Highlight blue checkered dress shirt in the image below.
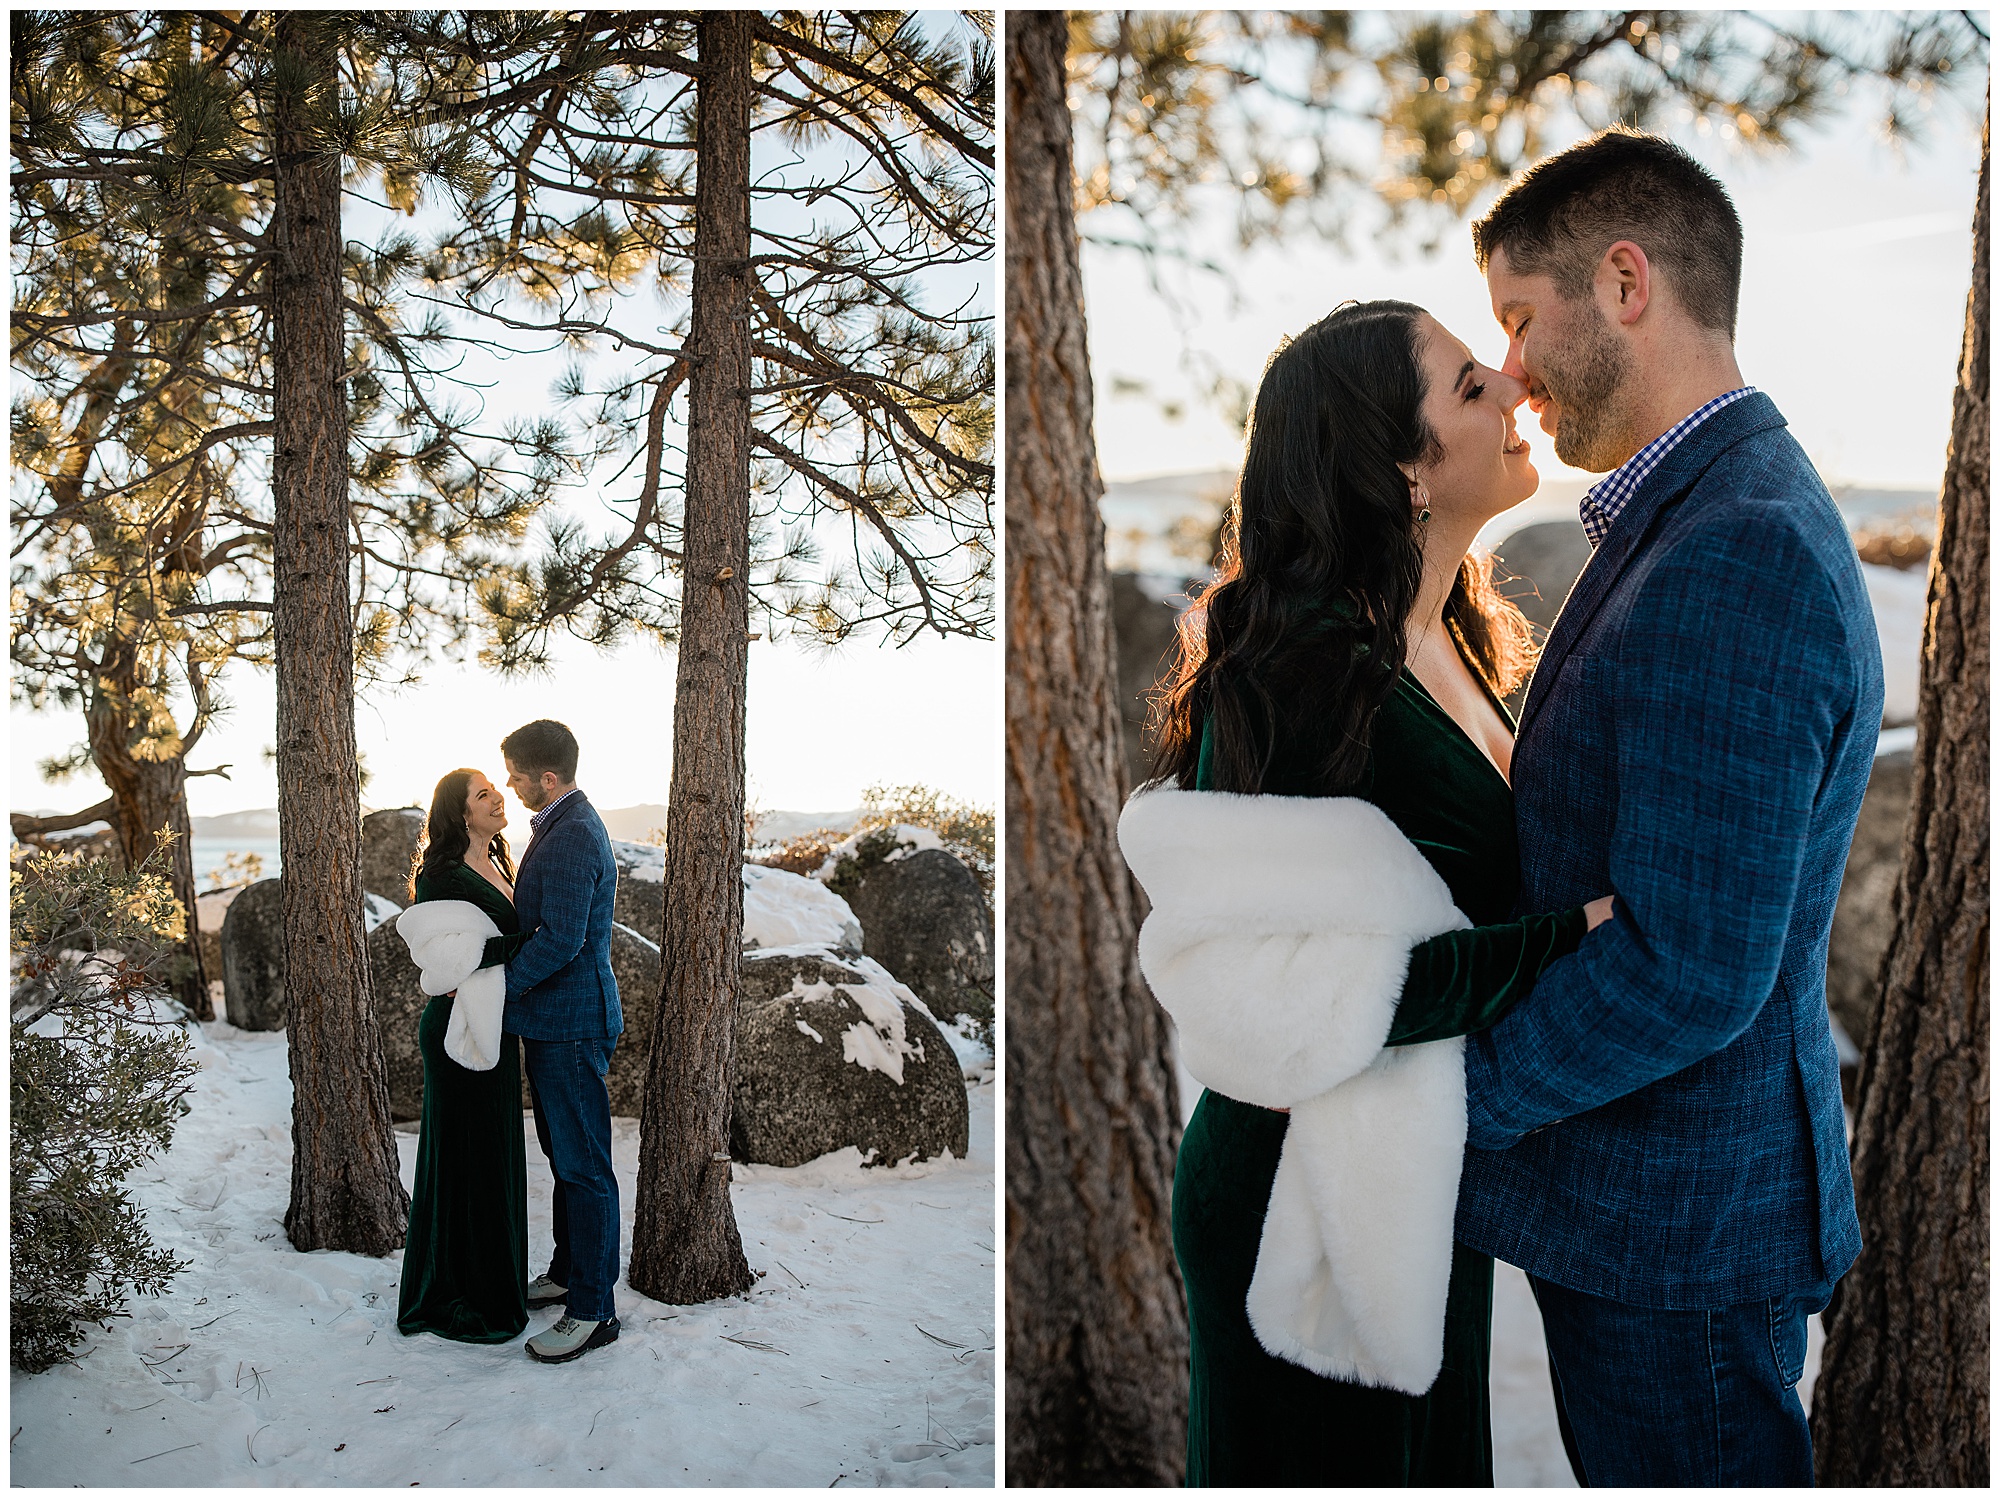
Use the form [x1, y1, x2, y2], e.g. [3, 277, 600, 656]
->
[528, 785, 579, 833]
[1578, 386, 1759, 547]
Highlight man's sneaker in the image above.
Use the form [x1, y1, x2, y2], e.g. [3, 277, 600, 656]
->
[526, 1314, 619, 1364]
[526, 1273, 567, 1309]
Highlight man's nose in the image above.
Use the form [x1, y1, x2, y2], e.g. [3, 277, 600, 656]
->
[1499, 336, 1529, 385]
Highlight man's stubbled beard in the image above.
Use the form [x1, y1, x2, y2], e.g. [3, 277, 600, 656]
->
[1542, 299, 1636, 472]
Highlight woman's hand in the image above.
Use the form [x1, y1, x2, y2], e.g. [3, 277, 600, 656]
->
[1584, 896, 1616, 931]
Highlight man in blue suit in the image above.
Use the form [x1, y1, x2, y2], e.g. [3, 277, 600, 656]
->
[498, 719, 624, 1364]
[1460, 129, 1883, 1483]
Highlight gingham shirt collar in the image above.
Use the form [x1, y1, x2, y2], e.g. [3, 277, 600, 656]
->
[529, 785, 579, 831]
[1578, 386, 1758, 548]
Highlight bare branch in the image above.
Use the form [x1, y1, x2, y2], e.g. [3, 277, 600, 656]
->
[165, 600, 274, 617]
[11, 800, 118, 839]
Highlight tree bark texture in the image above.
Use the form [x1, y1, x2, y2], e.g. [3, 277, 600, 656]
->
[84, 674, 210, 1019]
[271, 14, 408, 1257]
[627, 8, 756, 1307]
[1003, 12, 1189, 1486]
[1812, 100, 1989, 1485]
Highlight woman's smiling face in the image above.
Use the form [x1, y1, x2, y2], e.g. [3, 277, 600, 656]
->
[464, 771, 509, 843]
[1407, 313, 1540, 528]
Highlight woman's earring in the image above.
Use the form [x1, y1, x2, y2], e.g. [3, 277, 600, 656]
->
[1414, 483, 1432, 525]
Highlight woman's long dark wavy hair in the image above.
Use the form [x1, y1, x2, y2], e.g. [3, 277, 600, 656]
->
[410, 769, 516, 899]
[1151, 300, 1538, 795]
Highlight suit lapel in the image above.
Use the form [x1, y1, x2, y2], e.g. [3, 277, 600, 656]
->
[1515, 393, 1789, 738]
[515, 790, 587, 879]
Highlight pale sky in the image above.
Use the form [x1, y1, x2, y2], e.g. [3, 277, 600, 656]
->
[12, 41, 998, 823]
[9, 41, 1975, 823]
[1085, 85, 1987, 495]
[12, 624, 998, 821]
[10, 574, 999, 836]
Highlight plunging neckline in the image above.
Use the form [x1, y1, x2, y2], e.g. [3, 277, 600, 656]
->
[465, 859, 516, 908]
[1398, 666, 1516, 793]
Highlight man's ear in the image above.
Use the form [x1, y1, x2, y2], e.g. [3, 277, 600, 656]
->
[1597, 240, 1650, 327]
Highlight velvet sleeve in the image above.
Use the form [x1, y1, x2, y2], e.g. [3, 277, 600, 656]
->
[1385, 907, 1589, 1047]
[479, 933, 525, 971]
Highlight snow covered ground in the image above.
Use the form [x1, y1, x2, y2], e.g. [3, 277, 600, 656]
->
[11, 1018, 995, 1487]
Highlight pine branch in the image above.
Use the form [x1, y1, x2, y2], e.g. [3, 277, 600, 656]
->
[753, 16, 993, 168]
[748, 334, 992, 482]
[40, 421, 273, 519]
[753, 74, 985, 245]
[12, 294, 267, 349]
[748, 427, 950, 636]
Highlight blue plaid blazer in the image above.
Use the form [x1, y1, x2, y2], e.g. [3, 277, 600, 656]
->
[502, 790, 624, 1042]
[1456, 392, 1882, 1308]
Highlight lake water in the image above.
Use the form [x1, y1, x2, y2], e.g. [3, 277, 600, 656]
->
[190, 836, 282, 886]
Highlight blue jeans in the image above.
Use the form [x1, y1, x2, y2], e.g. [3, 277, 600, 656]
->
[1530, 1273, 1834, 1486]
[522, 1036, 620, 1323]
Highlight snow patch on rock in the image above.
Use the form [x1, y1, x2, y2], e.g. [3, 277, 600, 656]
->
[815, 823, 944, 880]
[612, 920, 659, 953]
[935, 1015, 994, 1079]
[785, 966, 927, 1087]
[608, 838, 666, 884]
[607, 845, 862, 950]
[742, 864, 861, 950]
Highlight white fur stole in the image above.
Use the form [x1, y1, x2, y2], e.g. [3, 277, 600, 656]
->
[395, 899, 507, 1072]
[1118, 786, 1472, 1395]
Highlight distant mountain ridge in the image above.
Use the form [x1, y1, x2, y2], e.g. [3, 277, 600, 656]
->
[176, 803, 860, 843]
[190, 808, 280, 838]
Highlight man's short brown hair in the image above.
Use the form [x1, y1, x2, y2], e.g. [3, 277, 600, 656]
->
[1472, 127, 1743, 337]
[501, 719, 579, 783]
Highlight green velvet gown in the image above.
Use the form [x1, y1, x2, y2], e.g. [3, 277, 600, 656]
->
[396, 862, 531, 1343]
[1174, 651, 1588, 1487]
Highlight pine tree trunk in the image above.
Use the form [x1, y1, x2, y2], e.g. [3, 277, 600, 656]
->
[1003, 12, 1189, 1485]
[270, 13, 408, 1257]
[627, 8, 755, 1307]
[1811, 99, 1989, 1485]
[83, 660, 210, 1019]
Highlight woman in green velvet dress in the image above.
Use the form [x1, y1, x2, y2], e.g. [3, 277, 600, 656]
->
[396, 768, 531, 1343]
[1149, 301, 1614, 1485]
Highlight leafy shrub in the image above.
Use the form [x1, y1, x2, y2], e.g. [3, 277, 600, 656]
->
[11, 841, 196, 1373]
[749, 830, 839, 879]
[854, 783, 994, 897]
